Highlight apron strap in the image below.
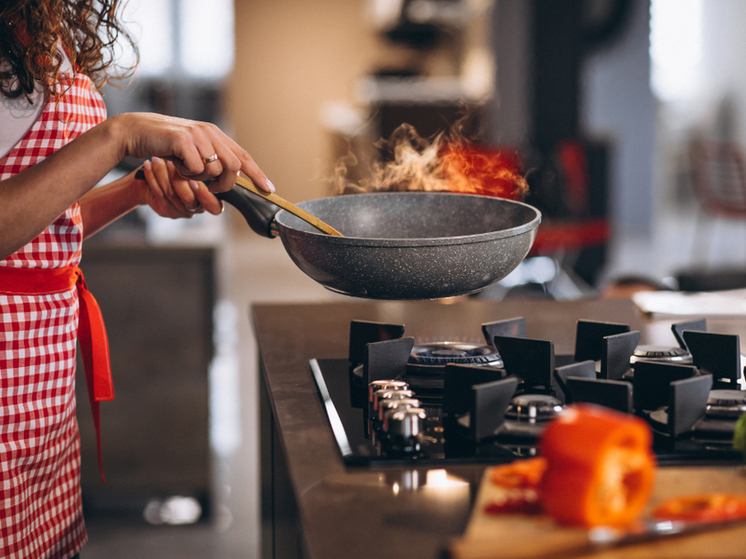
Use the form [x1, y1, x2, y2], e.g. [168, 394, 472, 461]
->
[0, 265, 113, 482]
[75, 269, 114, 483]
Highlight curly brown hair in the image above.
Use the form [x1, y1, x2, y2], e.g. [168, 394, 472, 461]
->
[0, 0, 138, 99]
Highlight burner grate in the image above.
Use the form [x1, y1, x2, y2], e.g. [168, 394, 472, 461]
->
[319, 316, 746, 467]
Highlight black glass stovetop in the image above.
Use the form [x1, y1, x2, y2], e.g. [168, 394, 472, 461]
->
[310, 358, 744, 468]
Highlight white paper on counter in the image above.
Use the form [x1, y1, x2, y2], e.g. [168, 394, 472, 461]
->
[632, 288, 746, 316]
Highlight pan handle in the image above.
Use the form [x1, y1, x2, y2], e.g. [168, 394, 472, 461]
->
[215, 186, 279, 239]
[134, 168, 280, 238]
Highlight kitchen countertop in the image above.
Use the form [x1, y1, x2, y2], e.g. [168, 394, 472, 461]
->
[252, 297, 746, 559]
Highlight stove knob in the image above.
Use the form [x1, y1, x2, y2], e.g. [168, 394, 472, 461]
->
[371, 388, 415, 417]
[377, 398, 421, 423]
[368, 380, 409, 404]
[383, 407, 427, 439]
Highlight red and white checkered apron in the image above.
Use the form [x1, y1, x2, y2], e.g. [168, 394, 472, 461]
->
[0, 73, 108, 558]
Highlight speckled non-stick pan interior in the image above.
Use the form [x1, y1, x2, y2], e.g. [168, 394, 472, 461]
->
[273, 191, 540, 300]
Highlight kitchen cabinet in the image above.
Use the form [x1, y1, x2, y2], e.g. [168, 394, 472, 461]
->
[76, 245, 215, 517]
[254, 297, 746, 559]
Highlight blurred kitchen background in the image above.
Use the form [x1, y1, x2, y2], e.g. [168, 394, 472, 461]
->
[76, 0, 746, 557]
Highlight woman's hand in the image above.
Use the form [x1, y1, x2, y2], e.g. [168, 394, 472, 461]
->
[113, 113, 275, 195]
[137, 157, 224, 218]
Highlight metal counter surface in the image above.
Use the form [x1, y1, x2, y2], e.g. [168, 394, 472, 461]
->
[251, 297, 742, 559]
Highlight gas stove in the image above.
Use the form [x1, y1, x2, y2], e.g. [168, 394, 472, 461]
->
[310, 316, 746, 466]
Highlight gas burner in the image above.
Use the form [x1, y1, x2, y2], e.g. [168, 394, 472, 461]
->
[630, 344, 693, 365]
[350, 342, 503, 385]
[687, 387, 746, 446]
[505, 394, 563, 423]
[491, 394, 563, 443]
[402, 343, 504, 405]
[408, 342, 503, 374]
[705, 389, 746, 419]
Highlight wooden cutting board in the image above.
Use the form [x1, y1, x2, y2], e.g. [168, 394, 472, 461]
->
[449, 465, 746, 559]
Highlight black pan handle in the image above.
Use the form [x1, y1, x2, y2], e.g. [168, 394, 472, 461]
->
[134, 167, 280, 238]
[215, 186, 279, 238]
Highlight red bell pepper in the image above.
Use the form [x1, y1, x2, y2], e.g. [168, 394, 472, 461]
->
[484, 493, 544, 516]
[652, 493, 746, 523]
[489, 456, 547, 490]
[538, 404, 656, 528]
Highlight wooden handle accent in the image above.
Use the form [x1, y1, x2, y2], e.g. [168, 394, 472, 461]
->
[235, 176, 343, 237]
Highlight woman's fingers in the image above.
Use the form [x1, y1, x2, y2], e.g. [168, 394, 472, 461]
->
[237, 147, 275, 194]
[163, 160, 221, 216]
[165, 160, 202, 213]
[123, 114, 275, 196]
[142, 158, 199, 219]
[170, 122, 274, 195]
[152, 158, 185, 212]
[141, 159, 172, 215]
[192, 181, 224, 215]
[203, 138, 239, 194]
[158, 158, 199, 217]
[205, 137, 274, 194]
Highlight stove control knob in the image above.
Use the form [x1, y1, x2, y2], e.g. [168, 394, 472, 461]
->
[368, 380, 409, 404]
[383, 407, 427, 439]
[378, 398, 421, 422]
[371, 388, 415, 416]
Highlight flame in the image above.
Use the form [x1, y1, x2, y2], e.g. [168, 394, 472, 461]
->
[333, 123, 528, 200]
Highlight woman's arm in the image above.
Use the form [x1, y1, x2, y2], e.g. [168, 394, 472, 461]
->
[77, 171, 144, 239]
[0, 112, 272, 258]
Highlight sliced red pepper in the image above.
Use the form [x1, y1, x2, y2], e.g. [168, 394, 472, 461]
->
[484, 492, 543, 515]
[651, 493, 746, 523]
[489, 457, 547, 490]
[538, 404, 656, 528]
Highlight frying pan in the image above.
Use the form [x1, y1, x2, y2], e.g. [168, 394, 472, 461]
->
[216, 185, 541, 300]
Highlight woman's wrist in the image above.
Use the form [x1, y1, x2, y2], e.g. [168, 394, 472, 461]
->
[99, 114, 149, 207]
[104, 113, 134, 162]
[78, 171, 149, 239]
[129, 166, 150, 207]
